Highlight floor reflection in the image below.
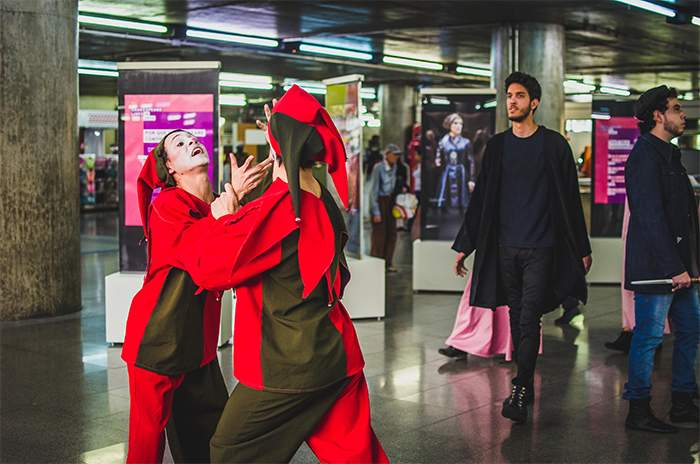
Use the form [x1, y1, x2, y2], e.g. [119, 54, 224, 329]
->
[0, 212, 697, 463]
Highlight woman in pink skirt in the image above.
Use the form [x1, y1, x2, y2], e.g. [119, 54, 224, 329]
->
[606, 200, 670, 352]
[438, 273, 541, 361]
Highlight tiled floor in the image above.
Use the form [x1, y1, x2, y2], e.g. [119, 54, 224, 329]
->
[1, 212, 698, 463]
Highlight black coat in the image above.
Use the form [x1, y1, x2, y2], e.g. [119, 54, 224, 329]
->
[624, 133, 700, 293]
[452, 127, 592, 312]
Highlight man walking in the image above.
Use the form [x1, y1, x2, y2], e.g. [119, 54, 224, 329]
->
[623, 85, 699, 433]
[452, 71, 592, 424]
[369, 143, 408, 272]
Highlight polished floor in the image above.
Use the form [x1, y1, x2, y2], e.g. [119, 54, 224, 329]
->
[1, 211, 698, 463]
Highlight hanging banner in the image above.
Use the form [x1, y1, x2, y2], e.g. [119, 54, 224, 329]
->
[324, 75, 363, 258]
[593, 117, 639, 205]
[590, 99, 637, 237]
[118, 62, 220, 271]
[420, 91, 496, 241]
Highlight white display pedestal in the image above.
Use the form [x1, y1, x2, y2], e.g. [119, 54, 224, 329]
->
[344, 255, 386, 319]
[412, 237, 623, 289]
[413, 240, 470, 292]
[105, 272, 233, 346]
[587, 237, 623, 284]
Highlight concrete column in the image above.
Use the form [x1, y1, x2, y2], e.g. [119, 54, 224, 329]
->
[490, 25, 514, 133]
[517, 23, 566, 134]
[0, 0, 81, 319]
[379, 84, 416, 152]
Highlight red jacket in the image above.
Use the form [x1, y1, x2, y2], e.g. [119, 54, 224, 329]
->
[182, 179, 365, 392]
[121, 187, 228, 375]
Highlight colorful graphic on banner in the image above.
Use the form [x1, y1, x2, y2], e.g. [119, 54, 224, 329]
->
[326, 81, 362, 258]
[593, 117, 640, 205]
[123, 94, 215, 226]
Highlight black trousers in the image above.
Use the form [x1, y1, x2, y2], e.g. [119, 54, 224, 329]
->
[499, 246, 553, 389]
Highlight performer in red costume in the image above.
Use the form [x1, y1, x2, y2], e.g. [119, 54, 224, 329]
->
[177, 85, 387, 463]
[122, 129, 270, 464]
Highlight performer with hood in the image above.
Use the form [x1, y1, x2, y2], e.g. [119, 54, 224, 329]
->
[177, 85, 387, 463]
[122, 129, 270, 463]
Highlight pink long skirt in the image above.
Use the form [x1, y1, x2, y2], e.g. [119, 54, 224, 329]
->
[445, 274, 542, 361]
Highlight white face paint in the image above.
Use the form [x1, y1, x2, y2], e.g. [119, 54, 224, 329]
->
[164, 131, 209, 177]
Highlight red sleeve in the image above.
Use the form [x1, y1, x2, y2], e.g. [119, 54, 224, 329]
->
[179, 204, 285, 292]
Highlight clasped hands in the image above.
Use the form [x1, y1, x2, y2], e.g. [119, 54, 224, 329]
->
[211, 155, 273, 219]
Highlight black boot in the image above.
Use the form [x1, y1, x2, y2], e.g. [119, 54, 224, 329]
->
[502, 384, 528, 424]
[605, 330, 632, 353]
[555, 306, 581, 325]
[438, 346, 468, 359]
[626, 398, 678, 433]
[670, 392, 699, 424]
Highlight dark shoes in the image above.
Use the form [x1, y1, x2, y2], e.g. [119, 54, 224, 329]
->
[554, 306, 581, 325]
[502, 384, 529, 424]
[670, 392, 699, 425]
[626, 398, 677, 433]
[605, 330, 633, 353]
[438, 346, 468, 359]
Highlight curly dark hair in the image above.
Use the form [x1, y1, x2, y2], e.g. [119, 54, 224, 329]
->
[505, 72, 542, 112]
[636, 87, 678, 134]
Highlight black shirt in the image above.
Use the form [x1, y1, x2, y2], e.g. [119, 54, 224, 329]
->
[499, 127, 554, 248]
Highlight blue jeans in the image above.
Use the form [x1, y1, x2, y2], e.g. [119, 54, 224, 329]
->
[623, 286, 700, 400]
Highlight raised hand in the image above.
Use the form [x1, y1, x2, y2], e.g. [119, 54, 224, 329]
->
[230, 154, 273, 198]
[255, 98, 278, 155]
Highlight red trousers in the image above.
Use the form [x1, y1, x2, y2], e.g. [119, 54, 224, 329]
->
[211, 373, 388, 463]
[126, 360, 227, 463]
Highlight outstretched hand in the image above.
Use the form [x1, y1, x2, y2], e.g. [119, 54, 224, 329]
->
[230, 154, 272, 198]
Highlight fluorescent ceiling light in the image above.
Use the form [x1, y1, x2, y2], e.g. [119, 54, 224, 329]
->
[186, 29, 278, 48]
[186, 20, 278, 39]
[601, 82, 630, 90]
[78, 68, 118, 78]
[220, 72, 272, 84]
[220, 94, 247, 106]
[430, 97, 451, 105]
[456, 66, 492, 77]
[78, 14, 168, 33]
[298, 44, 372, 61]
[78, 59, 117, 70]
[570, 94, 594, 103]
[612, 0, 676, 17]
[692, 16, 700, 26]
[564, 80, 596, 94]
[220, 81, 273, 90]
[591, 112, 612, 120]
[483, 100, 497, 109]
[382, 55, 443, 71]
[600, 86, 631, 96]
[284, 86, 325, 95]
[360, 87, 377, 100]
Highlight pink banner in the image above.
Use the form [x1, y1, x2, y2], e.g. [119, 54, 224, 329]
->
[123, 94, 215, 226]
[594, 117, 639, 205]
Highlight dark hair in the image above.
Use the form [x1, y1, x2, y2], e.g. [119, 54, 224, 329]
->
[505, 72, 542, 110]
[637, 87, 678, 133]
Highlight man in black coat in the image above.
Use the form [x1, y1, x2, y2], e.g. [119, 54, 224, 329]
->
[452, 72, 592, 424]
[622, 85, 699, 433]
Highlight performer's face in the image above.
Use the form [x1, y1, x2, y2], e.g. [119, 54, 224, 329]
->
[164, 131, 209, 176]
[450, 119, 463, 136]
[656, 97, 686, 137]
[506, 83, 538, 122]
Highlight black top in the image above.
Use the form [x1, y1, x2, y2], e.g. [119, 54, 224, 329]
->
[499, 127, 554, 248]
[625, 132, 700, 293]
